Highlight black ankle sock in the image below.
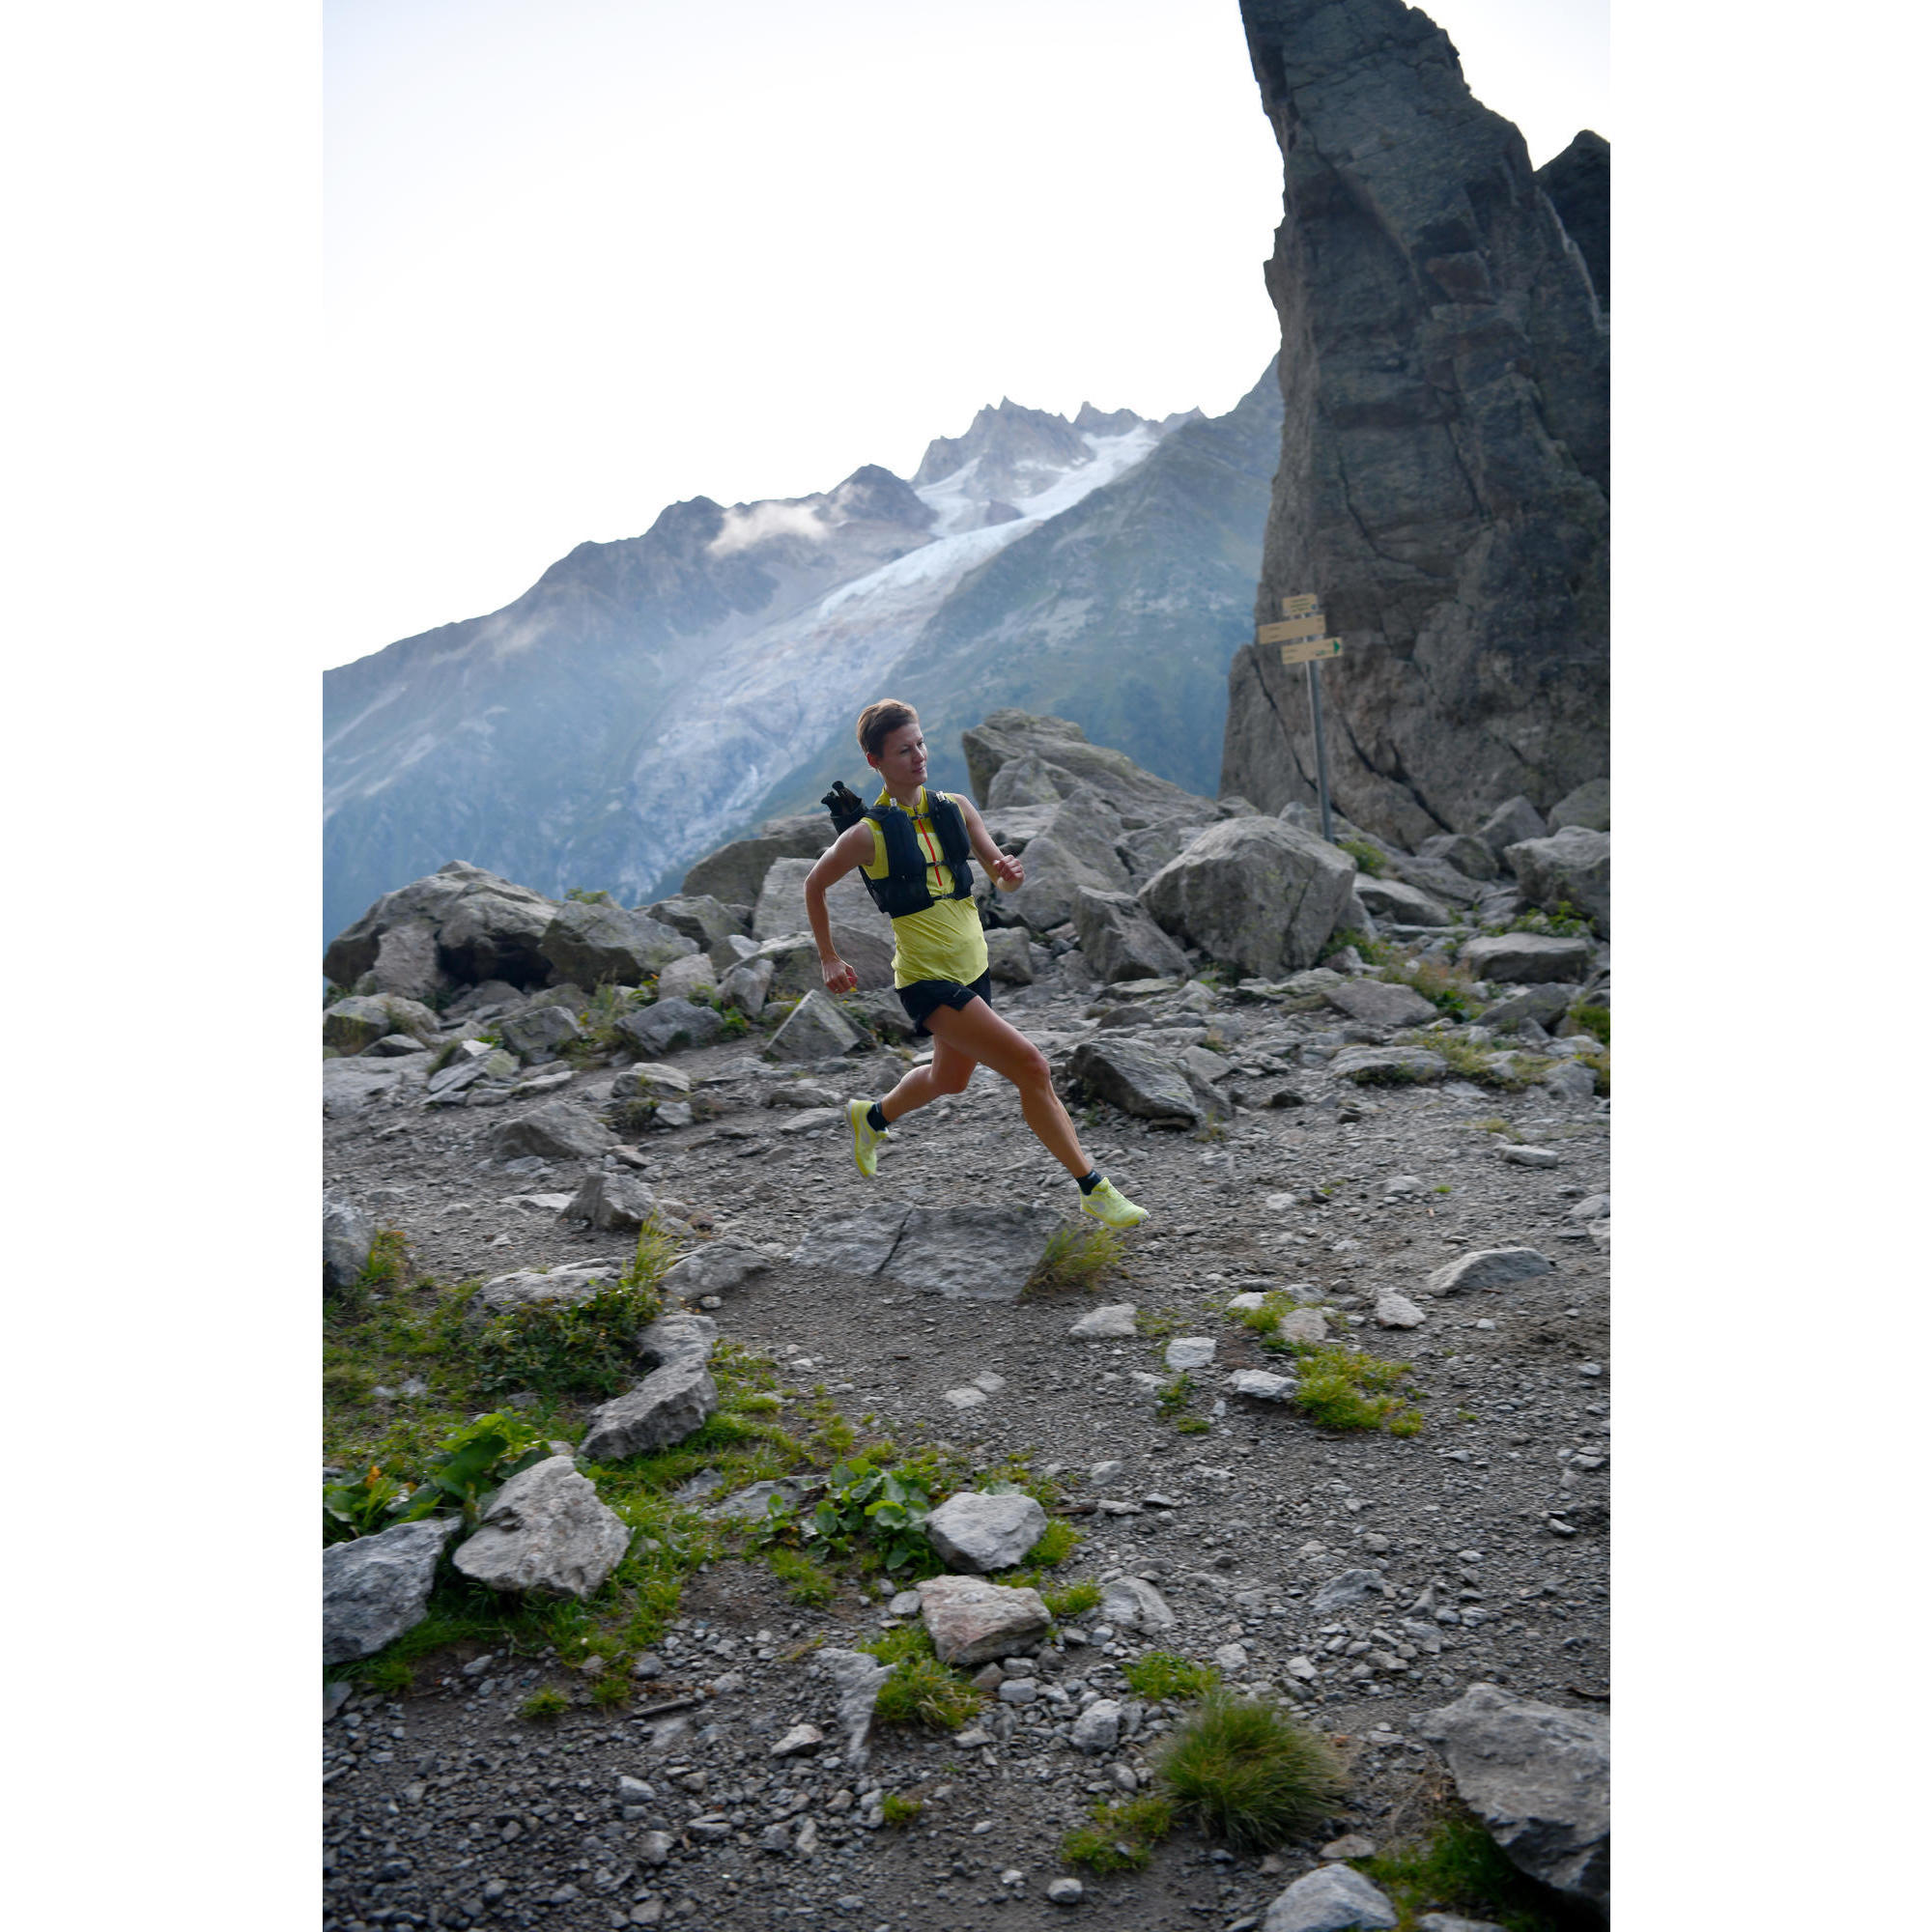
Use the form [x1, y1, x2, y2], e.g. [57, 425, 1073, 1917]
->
[866, 1102, 890, 1134]
[1076, 1169, 1102, 1195]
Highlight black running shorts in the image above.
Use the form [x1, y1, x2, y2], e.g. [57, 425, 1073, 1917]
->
[896, 970, 993, 1039]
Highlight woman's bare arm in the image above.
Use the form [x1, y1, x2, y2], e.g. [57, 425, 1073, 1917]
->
[954, 795, 1024, 891]
[805, 820, 877, 993]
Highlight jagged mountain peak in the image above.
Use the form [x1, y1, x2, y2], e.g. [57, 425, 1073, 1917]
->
[911, 395, 1153, 495]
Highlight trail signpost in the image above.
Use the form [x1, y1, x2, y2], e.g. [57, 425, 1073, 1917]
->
[1256, 593, 1344, 839]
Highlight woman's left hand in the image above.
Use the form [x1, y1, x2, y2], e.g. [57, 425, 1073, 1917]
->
[990, 853, 1024, 890]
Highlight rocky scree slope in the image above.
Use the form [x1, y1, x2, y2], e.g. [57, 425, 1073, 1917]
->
[322, 715, 1609, 1932]
[1224, 0, 1609, 848]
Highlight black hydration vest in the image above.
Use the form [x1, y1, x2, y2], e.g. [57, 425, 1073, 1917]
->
[822, 780, 975, 920]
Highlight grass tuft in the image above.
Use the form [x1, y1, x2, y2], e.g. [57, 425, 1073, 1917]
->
[1061, 1795, 1174, 1873]
[519, 1687, 569, 1721]
[1043, 1580, 1102, 1619]
[871, 1654, 982, 1731]
[763, 1544, 838, 1607]
[1156, 1694, 1349, 1854]
[1026, 1221, 1127, 1293]
[1357, 1809, 1575, 1932]
[1122, 1651, 1220, 1701]
[1272, 1341, 1424, 1435]
[879, 1792, 923, 1828]
[1338, 838, 1388, 878]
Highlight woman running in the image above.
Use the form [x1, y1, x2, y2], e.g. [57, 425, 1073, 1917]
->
[803, 698, 1148, 1229]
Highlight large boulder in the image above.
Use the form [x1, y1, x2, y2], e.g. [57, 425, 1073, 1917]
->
[718, 954, 776, 1017]
[1073, 888, 1190, 984]
[488, 1099, 615, 1162]
[1503, 828, 1610, 936]
[558, 1169, 659, 1232]
[661, 1240, 775, 1298]
[323, 1518, 458, 1663]
[1263, 1864, 1399, 1932]
[468, 1261, 623, 1325]
[1066, 1036, 1230, 1127]
[753, 860, 895, 989]
[1479, 982, 1575, 1034]
[323, 1196, 377, 1291]
[1417, 832, 1498, 882]
[1140, 818, 1355, 977]
[539, 900, 695, 988]
[791, 1202, 1067, 1300]
[960, 711, 1206, 820]
[924, 1492, 1049, 1574]
[1458, 932, 1593, 984]
[1331, 1045, 1448, 1086]
[324, 861, 558, 991]
[355, 917, 449, 1003]
[1002, 786, 1136, 934]
[983, 753, 1067, 807]
[450, 1456, 633, 1600]
[641, 894, 753, 965]
[1420, 1683, 1609, 1913]
[1324, 979, 1438, 1027]
[1352, 875, 1454, 926]
[615, 996, 725, 1058]
[1481, 796, 1548, 859]
[322, 1056, 428, 1118]
[323, 993, 440, 1056]
[1387, 852, 1481, 908]
[578, 1314, 720, 1461]
[1548, 778, 1609, 832]
[681, 816, 834, 908]
[498, 1003, 583, 1064]
[1427, 1247, 1554, 1295]
[654, 952, 719, 1004]
[917, 1574, 1052, 1666]
[982, 926, 1035, 985]
[767, 988, 864, 1062]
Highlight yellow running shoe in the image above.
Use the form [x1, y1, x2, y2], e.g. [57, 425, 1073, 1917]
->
[1079, 1177, 1148, 1229]
[847, 1098, 889, 1179]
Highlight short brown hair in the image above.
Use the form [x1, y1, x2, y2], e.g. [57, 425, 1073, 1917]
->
[856, 699, 920, 762]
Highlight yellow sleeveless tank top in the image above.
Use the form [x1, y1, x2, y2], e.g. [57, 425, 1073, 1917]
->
[862, 785, 990, 989]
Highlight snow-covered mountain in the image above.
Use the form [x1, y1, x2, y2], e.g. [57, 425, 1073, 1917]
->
[323, 388, 1264, 944]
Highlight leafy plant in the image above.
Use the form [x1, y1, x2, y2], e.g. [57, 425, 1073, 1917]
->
[1157, 1695, 1349, 1854]
[879, 1792, 924, 1828]
[588, 1670, 633, 1708]
[405, 1411, 554, 1527]
[608, 1096, 661, 1134]
[1339, 838, 1388, 878]
[520, 1687, 569, 1721]
[762, 1545, 837, 1607]
[470, 1276, 665, 1404]
[564, 887, 613, 905]
[1156, 1374, 1195, 1419]
[1357, 1809, 1573, 1932]
[1177, 1416, 1211, 1435]
[1123, 1651, 1220, 1700]
[1568, 1003, 1609, 1046]
[1061, 1794, 1174, 1873]
[324, 1462, 412, 1544]
[1043, 1580, 1101, 1618]
[1025, 1221, 1126, 1293]
[1490, 900, 1591, 939]
[1577, 1047, 1609, 1095]
[1272, 1341, 1423, 1436]
[802, 1457, 934, 1574]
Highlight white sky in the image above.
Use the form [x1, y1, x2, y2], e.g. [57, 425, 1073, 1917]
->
[324, 0, 1609, 668]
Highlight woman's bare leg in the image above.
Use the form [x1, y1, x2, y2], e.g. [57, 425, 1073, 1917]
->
[920, 997, 1089, 1176]
[876, 1032, 976, 1122]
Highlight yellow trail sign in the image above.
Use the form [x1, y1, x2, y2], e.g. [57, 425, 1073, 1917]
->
[1279, 636, 1344, 666]
[1282, 593, 1321, 616]
[1258, 612, 1327, 645]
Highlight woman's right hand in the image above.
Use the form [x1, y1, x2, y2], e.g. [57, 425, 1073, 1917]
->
[822, 955, 858, 996]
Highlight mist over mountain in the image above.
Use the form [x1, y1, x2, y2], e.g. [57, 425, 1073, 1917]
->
[324, 383, 1270, 943]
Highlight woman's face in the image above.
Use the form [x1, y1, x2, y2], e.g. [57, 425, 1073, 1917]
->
[870, 720, 927, 792]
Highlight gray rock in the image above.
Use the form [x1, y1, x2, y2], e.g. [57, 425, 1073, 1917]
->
[1542, 1061, 1598, 1104]
[323, 993, 440, 1056]
[1066, 1035, 1229, 1127]
[1164, 1337, 1216, 1371]
[919, 1575, 1052, 1666]
[985, 752, 1068, 808]
[1224, 1368, 1297, 1402]
[983, 925, 1036, 984]
[654, 952, 719, 1004]
[322, 1519, 457, 1664]
[886, 1205, 1071, 1301]
[451, 1455, 633, 1599]
[1387, 853, 1482, 908]
[355, 915, 449, 1004]
[577, 1314, 720, 1462]
[1139, 817, 1355, 978]
[1311, 1570, 1389, 1617]
[717, 954, 776, 1017]
[792, 1202, 914, 1275]
[704, 1476, 820, 1524]
[322, 1055, 428, 1117]
[1498, 1145, 1561, 1169]
[617, 997, 726, 1058]
[1547, 778, 1609, 832]
[1417, 833, 1498, 882]
[1479, 982, 1575, 1034]
[1324, 979, 1439, 1027]
[558, 1169, 659, 1232]
[641, 894, 753, 965]
[815, 1647, 895, 1769]
[681, 818, 834, 909]
[1263, 1863, 1400, 1932]
[1072, 888, 1190, 985]
[468, 1261, 622, 1325]
[611, 1061, 694, 1100]
[1480, 797, 1548, 859]
[365, 1032, 429, 1057]
[767, 988, 865, 1062]
[325, 862, 558, 991]
[1568, 1193, 1610, 1222]
[753, 858, 895, 989]
[662, 1241, 774, 1296]
[962, 711, 1208, 824]
[1352, 876, 1454, 927]
[1457, 932, 1592, 985]
[1420, 1683, 1609, 1912]
[1417, 1918, 1507, 1932]
[1331, 1045, 1448, 1086]
[770, 1722, 825, 1759]
[539, 900, 696, 988]
[1503, 828, 1610, 936]
[499, 1003, 583, 1064]
[1097, 1577, 1175, 1632]
[323, 1195, 377, 1291]
[1069, 1304, 1137, 1340]
[1427, 1247, 1555, 1295]
[1070, 1698, 1122, 1754]
[1046, 1877, 1085, 1907]
[489, 1099, 615, 1162]
[1275, 1308, 1328, 1345]
[926, 1492, 1049, 1574]
[1374, 1293, 1427, 1329]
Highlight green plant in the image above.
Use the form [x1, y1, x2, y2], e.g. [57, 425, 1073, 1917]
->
[718, 1007, 750, 1037]
[1357, 1809, 1571, 1932]
[564, 887, 613, 904]
[879, 1792, 924, 1828]
[1177, 1416, 1211, 1435]
[588, 1670, 633, 1708]
[803, 1457, 934, 1574]
[1156, 1374, 1194, 1418]
[1380, 955, 1483, 1021]
[763, 1544, 837, 1607]
[360, 1228, 410, 1293]
[1029, 1519, 1080, 1568]
[402, 1410, 554, 1527]
[471, 1277, 666, 1403]
[323, 1460, 411, 1544]
[1471, 1117, 1520, 1141]
[1492, 900, 1591, 940]
[1193, 1120, 1228, 1143]
[1025, 1221, 1126, 1293]
[873, 1652, 982, 1730]
[1577, 1047, 1610, 1095]
[520, 1687, 569, 1721]
[348, 1652, 415, 1696]
[608, 1095, 660, 1134]
[1276, 1342, 1424, 1436]
[1061, 1794, 1175, 1873]
[1339, 838, 1388, 878]
[1043, 1580, 1102, 1618]
[1568, 1003, 1609, 1047]
[1157, 1695, 1349, 1854]
[1231, 1291, 1293, 1337]
[1123, 1651, 1220, 1700]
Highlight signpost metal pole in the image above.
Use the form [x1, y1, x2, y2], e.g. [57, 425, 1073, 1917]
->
[1257, 593, 1343, 842]
[1306, 658, 1333, 842]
